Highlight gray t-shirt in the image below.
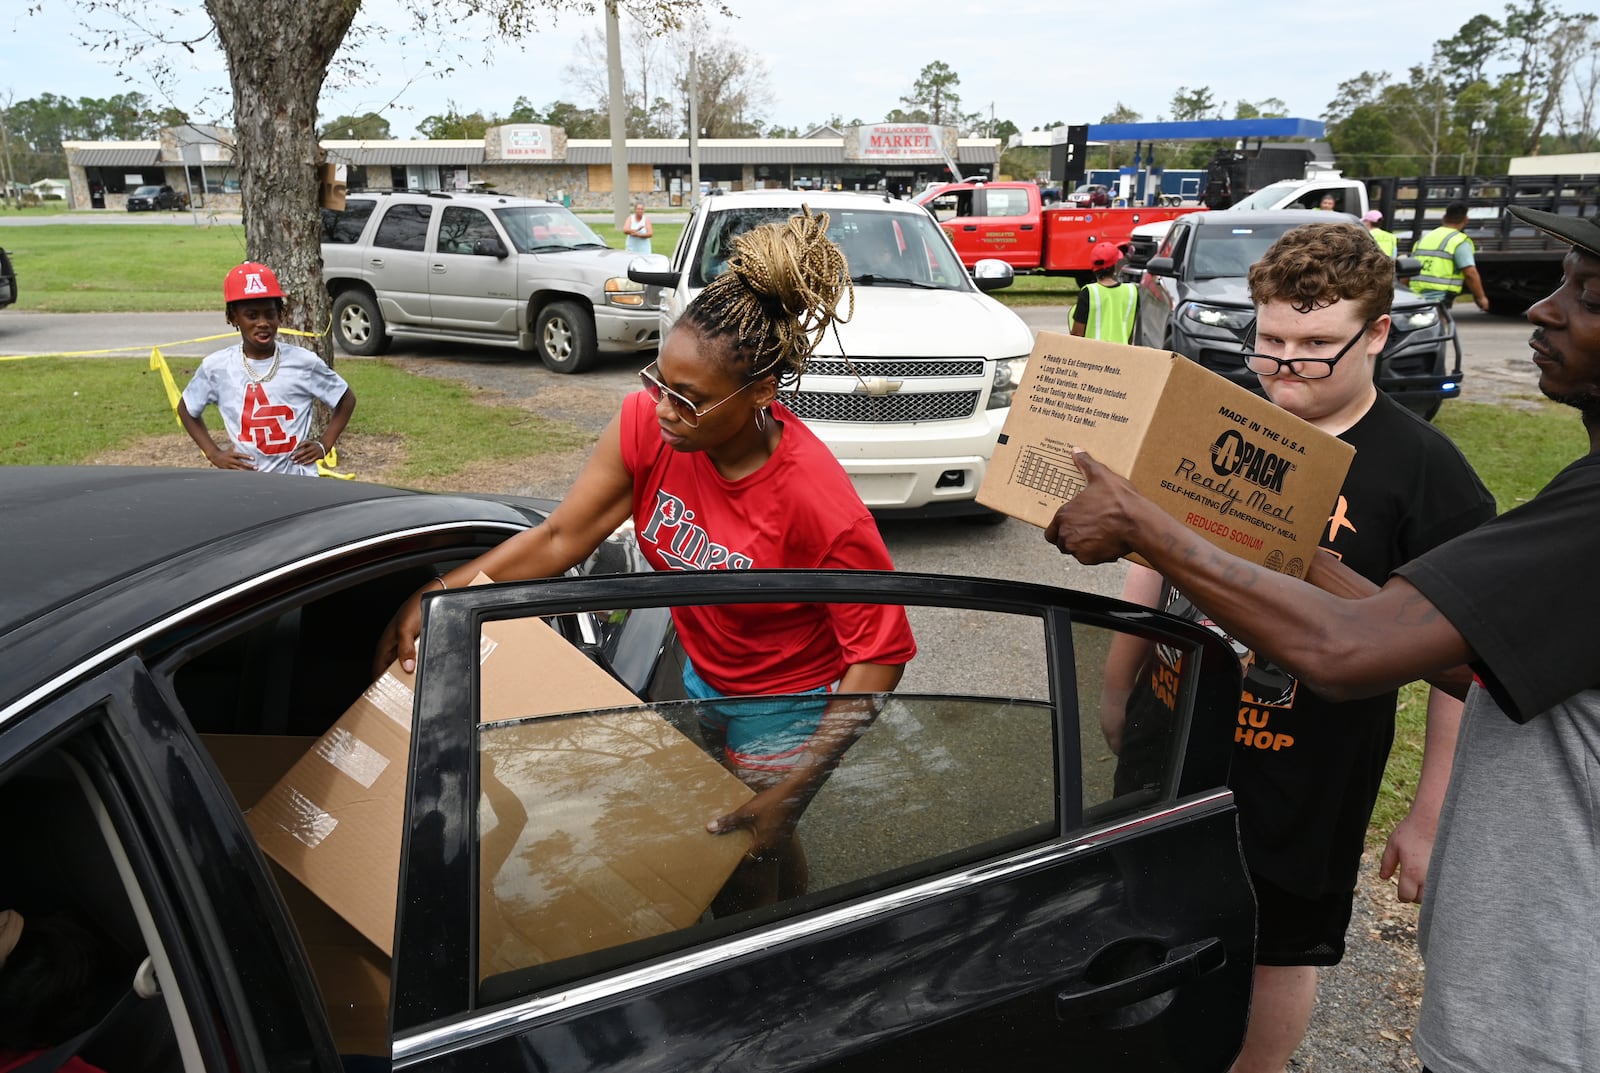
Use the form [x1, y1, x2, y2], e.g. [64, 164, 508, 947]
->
[181, 342, 349, 476]
[1396, 454, 1600, 1072]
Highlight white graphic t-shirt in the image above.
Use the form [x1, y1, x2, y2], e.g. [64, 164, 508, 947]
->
[181, 342, 350, 475]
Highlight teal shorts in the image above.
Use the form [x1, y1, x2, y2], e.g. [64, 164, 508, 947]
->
[683, 661, 830, 778]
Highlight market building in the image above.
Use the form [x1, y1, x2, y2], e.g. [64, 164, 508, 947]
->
[62, 123, 999, 212]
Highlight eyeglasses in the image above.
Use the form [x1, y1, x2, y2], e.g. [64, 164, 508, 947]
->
[1242, 320, 1374, 380]
[638, 361, 756, 428]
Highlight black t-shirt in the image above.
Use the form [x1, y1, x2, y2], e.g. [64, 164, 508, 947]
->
[1398, 453, 1600, 722]
[1118, 393, 1497, 897]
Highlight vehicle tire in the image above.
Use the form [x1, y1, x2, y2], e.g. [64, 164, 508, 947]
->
[332, 290, 391, 356]
[535, 300, 598, 374]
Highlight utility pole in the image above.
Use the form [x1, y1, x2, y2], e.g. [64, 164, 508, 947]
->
[0, 95, 17, 211]
[604, 0, 630, 229]
[688, 38, 701, 209]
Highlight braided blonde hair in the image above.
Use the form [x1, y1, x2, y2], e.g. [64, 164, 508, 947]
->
[681, 207, 854, 386]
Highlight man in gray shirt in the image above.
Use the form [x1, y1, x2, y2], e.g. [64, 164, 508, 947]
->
[1044, 205, 1600, 1073]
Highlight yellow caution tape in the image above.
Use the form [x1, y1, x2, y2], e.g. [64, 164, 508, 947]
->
[317, 446, 356, 480]
[148, 347, 186, 429]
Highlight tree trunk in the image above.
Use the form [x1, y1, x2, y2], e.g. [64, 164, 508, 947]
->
[205, 0, 359, 369]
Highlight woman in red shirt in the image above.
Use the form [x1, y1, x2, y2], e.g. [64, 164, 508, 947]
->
[379, 209, 916, 908]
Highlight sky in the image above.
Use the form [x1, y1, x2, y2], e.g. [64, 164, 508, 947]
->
[1, 0, 1512, 142]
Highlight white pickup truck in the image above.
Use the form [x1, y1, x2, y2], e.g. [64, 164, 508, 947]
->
[1123, 176, 1368, 274]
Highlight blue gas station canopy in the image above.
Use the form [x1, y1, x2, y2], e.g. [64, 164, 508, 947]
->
[1085, 118, 1326, 142]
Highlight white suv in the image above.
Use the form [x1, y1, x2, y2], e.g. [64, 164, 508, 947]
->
[630, 190, 1035, 518]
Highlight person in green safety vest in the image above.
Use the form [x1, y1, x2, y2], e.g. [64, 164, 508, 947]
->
[1408, 201, 1491, 312]
[1362, 210, 1398, 257]
[1071, 241, 1138, 343]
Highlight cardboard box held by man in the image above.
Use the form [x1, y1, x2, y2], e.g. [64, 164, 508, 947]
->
[979, 333, 1354, 577]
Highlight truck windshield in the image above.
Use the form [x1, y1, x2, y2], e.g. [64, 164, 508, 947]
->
[1191, 224, 1301, 279]
[691, 207, 971, 291]
[493, 206, 609, 253]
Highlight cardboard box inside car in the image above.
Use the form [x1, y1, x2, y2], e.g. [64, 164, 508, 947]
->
[233, 581, 754, 1017]
[978, 332, 1355, 577]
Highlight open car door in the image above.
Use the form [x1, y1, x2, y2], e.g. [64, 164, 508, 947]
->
[391, 570, 1253, 1072]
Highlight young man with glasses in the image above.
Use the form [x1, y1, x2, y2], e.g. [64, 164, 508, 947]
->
[1098, 221, 1494, 1073]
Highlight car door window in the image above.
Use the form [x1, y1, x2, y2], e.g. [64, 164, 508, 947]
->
[393, 571, 1249, 1069]
[372, 203, 433, 252]
[323, 199, 376, 244]
[435, 206, 500, 256]
[981, 188, 1030, 217]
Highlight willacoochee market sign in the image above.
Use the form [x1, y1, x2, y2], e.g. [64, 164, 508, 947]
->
[844, 124, 963, 162]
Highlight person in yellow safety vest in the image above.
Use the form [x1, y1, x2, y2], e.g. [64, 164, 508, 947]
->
[1362, 210, 1398, 257]
[1408, 201, 1491, 312]
[1072, 241, 1138, 343]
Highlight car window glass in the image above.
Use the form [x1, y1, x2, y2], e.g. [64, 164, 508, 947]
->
[0, 738, 189, 1072]
[373, 203, 433, 252]
[924, 189, 973, 222]
[492, 206, 606, 253]
[322, 199, 376, 244]
[669, 206, 701, 272]
[983, 189, 1030, 217]
[696, 208, 967, 291]
[436, 207, 500, 255]
[470, 602, 1186, 1006]
[1192, 224, 1298, 279]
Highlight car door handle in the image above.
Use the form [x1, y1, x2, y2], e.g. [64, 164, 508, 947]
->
[962, 225, 977, 231]
[431, 263, 447, 273]
[368, 258, 385, 268]
[1020, 224, 1035, 231]
[1054, 937, 1225, 1019]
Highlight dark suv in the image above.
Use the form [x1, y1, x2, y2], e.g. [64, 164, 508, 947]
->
[126, 185, 180, 211]
[1133, 210, 1462, 420]
[0, 246, 15, 309]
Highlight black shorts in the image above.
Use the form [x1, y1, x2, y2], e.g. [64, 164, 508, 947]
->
[1252, 871, 1355, 967]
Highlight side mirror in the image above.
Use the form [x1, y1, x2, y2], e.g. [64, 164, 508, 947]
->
[972, 258, 1015, 292]
[474, 237, 509, 259]
[627, 253, 679, 289]
[1394, 256, 1423, 278]
[1144, 256, 1176, 277]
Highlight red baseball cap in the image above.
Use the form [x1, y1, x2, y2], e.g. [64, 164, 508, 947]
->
[224, 261, 285, 303]
[1090, 241, 1122, 269]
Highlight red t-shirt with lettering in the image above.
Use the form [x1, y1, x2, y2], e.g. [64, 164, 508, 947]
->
[620, 391, 916, 695]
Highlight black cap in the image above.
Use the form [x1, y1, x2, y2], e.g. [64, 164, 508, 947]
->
[1508, 205, 1600, 261]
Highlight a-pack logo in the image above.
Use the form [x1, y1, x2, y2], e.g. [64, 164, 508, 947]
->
[1209, 429, 1291, 494]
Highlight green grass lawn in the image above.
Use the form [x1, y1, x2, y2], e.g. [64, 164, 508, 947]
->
[0, 355, 588, 483]
[993, 273, 1081, 307]
[2, 221, 686, 314]
[4, 224, 251, 312]
[1367, 398, 1589, 844]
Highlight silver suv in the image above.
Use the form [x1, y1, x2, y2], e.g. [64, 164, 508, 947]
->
[320, 191, 660, 373]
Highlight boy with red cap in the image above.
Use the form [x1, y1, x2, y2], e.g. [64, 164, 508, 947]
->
[1070, 241, 1137, 343]
[179, 262, 356, 476]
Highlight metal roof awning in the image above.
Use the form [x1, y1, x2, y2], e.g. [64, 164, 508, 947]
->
[72, 149, 160, 168]
[565, 146, 691, 165]
[325, 146, 486, 166]
[956, 145, 999, 164]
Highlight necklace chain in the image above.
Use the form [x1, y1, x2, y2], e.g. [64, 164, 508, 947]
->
[241, 343, 281, 384]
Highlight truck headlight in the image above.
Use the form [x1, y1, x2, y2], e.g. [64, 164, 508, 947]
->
[605, 276, 647, 307]
[1179, 302, 1253, 330]
[1391, 307, 1440, 331]
[987, 355, 1030, 410]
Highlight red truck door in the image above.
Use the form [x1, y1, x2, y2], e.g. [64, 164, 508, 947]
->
[922, 183, 1043, 269]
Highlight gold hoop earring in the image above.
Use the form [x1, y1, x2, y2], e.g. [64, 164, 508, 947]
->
[755, 406, 769, 431]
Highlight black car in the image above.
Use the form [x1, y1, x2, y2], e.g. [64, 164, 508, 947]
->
[0, 467, 1254, 1072]
[126, 184, 180, 211]
[0, 246, 15, 309]
[1133, 210, 1463, 419]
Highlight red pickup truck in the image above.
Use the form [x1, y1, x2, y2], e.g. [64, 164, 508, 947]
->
[915, 180, 1204, 281]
